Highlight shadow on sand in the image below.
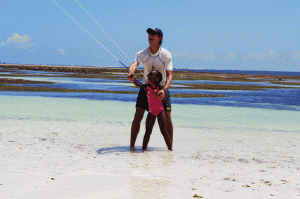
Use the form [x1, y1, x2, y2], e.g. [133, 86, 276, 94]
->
[96, 146, 166, 154]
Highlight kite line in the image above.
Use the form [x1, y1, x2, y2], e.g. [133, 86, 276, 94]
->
[52, 0, 143, 75]
[75, 0, 131, 63]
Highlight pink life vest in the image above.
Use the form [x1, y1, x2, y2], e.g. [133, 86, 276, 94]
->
[147, 83, 164, 117]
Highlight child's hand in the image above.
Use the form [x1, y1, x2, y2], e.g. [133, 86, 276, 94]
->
[157, 89, 165, 100]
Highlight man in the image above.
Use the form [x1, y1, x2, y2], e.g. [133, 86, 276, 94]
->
[127, 28, 173, 149]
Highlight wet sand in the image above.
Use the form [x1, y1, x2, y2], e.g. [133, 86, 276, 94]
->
[1, 96, 300, 198]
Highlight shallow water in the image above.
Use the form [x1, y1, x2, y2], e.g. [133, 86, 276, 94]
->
[1, 95, 299, 161]
[1, 95, 300, 198]
[1, 95, 299, 132]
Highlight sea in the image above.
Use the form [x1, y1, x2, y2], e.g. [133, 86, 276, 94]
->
[1, 68, 300, 111]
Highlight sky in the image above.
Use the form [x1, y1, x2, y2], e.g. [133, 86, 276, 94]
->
[1, 0, 299, 71]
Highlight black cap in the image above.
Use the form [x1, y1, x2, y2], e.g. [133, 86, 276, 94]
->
[147, 28, 163, 38]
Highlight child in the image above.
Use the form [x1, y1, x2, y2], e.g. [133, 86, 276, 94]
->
[132, 70, 172, 151]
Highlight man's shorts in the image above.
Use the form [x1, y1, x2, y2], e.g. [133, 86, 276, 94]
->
[136, 87, 171, 111]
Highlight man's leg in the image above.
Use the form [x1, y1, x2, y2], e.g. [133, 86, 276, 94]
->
[165, 111, 173, 149]
[162, 89, 173, 148]
[130, 107, 145, 148]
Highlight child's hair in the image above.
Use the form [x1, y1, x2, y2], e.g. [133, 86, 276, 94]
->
[152, 70, 162, 84]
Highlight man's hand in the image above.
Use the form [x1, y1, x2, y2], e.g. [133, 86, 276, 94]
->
[127, 72, 135, 82]
[127, 61, 139, 82]
[157, 89, 166, 100]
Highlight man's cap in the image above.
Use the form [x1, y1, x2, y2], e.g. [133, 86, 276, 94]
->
[147, 28, 163, 38]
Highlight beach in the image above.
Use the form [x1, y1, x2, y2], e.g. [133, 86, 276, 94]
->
[1, 95, 299, 198]
[2, 0, 300, 197]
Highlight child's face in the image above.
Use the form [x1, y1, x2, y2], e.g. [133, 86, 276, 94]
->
[147, 71, 159, 84]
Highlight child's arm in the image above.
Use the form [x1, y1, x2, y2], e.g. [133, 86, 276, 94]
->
[132, 75, 143, 88]
[132, 76, 148, 91]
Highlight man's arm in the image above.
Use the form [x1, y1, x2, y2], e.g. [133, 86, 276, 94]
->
[157, 70, 172, 100]
[163, 70, 173, 90]
[127, 61, 139, 82]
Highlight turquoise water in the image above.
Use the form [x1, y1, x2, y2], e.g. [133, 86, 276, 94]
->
[1, 95, 299, 133]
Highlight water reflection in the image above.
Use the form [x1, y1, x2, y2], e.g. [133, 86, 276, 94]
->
[129, 149, 174, 199]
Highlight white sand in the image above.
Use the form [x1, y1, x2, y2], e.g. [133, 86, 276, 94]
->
[0, 96, 300, 199]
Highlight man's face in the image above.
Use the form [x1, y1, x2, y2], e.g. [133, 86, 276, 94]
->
[148, 33, 161, 45]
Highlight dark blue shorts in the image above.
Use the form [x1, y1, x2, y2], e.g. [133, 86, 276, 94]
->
[136, 87, 171, 111]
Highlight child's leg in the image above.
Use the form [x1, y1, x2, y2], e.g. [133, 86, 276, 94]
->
[157, 111, 172, 150]
[142, 112, 156, 150]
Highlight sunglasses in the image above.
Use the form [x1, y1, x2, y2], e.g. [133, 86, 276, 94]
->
[148, 32, 158, 36]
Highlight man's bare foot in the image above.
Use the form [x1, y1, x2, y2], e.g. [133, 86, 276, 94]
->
[130, 146, 135, 151]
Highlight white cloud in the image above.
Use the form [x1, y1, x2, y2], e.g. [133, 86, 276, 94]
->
[290, 51, 300, 60]
[223, 53, 236, 61]
[56, 48, 66, 56]
[1, 33, 35, 50]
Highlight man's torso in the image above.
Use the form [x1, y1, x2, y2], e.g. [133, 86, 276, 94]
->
[135, 47, 172, 86]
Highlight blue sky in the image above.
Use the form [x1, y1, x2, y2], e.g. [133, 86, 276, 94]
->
[1, 0, 299, 71]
